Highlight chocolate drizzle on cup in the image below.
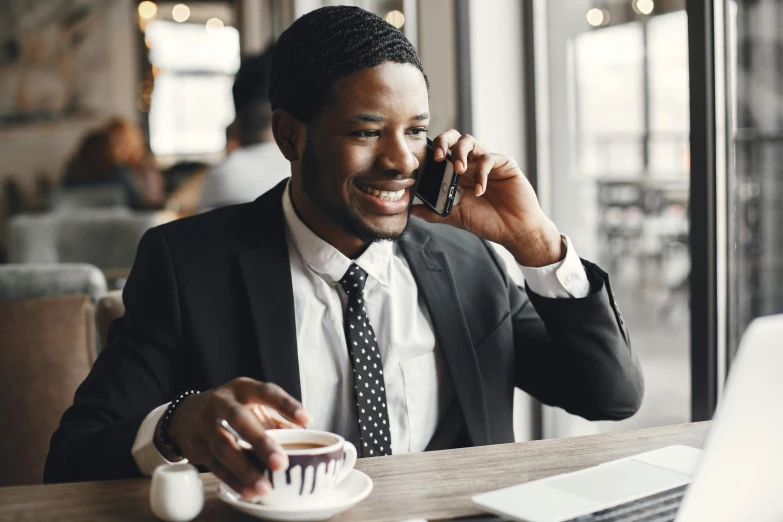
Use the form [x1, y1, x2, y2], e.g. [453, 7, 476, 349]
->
[245, 447, 345, 495]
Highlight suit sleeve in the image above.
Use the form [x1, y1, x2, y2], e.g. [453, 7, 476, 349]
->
[488, 243, 644, 421]
[44, 227, 184, 483]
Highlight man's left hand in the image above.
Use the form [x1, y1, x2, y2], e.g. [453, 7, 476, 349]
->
[410, 130, 564, 267]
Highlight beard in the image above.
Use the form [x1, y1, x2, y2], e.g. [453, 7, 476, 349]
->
[299, 135, 410, 245]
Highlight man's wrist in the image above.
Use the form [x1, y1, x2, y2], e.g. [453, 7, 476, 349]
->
[154, 417, 185, 462]
[505, 219, 565, 268]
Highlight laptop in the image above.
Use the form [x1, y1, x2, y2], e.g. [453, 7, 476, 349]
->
[472, 314, 783, 522]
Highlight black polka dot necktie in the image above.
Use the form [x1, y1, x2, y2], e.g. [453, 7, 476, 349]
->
[339, 264, 392, 458]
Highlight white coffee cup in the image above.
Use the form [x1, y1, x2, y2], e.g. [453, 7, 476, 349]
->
[150, 463, 204, 521]
[236, 429, 358, 506]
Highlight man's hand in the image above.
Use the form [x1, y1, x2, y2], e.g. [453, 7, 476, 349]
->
[156, 377, 311, 500]
[410, 130, 564, 267]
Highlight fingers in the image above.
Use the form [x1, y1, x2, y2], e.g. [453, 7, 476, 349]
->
[432, 131, 492, 195]
[205, 456, 245, 495]
[206, 451, 268, 500]
[208, 429, 271, 499]
[234, 378, 311, 427]
[431, 129, 462, 161]
[253, 404, 303, 429]
[214, 398, 288, 472]
[449, 134, 480, 175]
[470, 154, 495, 197]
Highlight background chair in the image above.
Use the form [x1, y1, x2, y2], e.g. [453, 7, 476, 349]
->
[0, 264, 107, 486]
[97, 289, 125, 351]
[52, 185, 128, 210]
[6, 209, 166, 288]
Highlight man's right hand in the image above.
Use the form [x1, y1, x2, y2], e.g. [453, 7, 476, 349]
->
[156, 377, 311, 499]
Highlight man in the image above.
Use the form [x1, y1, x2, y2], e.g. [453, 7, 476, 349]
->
[45, 6, 643, 500]
[199, 46, 291, 210]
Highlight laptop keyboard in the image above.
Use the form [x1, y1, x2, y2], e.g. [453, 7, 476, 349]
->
[565, 484, 688, 522]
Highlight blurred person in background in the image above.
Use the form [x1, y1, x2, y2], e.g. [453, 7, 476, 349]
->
[199, 45, 291, 211]
[224, 119, 241, 155]
[63, 131, 116, 186]
[63, 119, 165, 210]
[104, 118, 166, 209]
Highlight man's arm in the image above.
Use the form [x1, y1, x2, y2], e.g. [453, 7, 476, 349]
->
[409, 129, 643, 422]
[44, 227, 183, 483]
[487, 242, 644, 421]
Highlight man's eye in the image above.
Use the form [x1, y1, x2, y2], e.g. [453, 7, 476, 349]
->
[409, 128, 427, 136]
[354, 130, 380, 138]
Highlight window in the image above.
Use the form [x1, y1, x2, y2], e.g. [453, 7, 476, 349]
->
[533, 0, 690, 437]
[726, 0, 783, 358]
[144, 18, 240, 156]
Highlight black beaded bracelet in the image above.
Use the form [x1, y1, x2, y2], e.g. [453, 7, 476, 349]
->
[159, 389, 199, 458]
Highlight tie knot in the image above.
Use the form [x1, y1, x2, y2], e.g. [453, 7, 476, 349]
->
[340, 264, 368, 294]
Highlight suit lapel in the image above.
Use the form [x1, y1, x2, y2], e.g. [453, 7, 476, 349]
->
[236, 181, 301, 402]
[400, 229, 491, 447]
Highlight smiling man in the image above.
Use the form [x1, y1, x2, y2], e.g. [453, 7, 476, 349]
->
[45, 6, 643, 499]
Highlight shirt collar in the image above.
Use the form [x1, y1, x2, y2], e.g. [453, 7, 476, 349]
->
[282, 181, 392, 287]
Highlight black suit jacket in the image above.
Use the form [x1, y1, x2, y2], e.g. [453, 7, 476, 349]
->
[44, 180, 643, 483]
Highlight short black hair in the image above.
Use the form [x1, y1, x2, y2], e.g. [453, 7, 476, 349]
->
[269, 5, 429, 123]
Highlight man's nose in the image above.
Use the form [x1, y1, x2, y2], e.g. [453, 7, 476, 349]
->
[376, 135, 419, 175]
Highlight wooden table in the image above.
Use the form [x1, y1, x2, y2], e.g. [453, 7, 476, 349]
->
[0, 422, 709, 522]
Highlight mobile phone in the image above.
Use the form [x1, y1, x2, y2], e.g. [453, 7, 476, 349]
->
[415, 138, 461, 216]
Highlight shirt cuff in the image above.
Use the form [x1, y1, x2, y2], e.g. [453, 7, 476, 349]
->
[131, 402, 188, 476]
[518, 235, 591, 298]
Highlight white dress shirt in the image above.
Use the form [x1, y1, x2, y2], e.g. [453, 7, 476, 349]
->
[199, 142, 291, 211]
[132, 182, 590, 475]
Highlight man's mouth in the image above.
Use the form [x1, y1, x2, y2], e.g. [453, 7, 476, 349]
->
[356, 184, 407, 202]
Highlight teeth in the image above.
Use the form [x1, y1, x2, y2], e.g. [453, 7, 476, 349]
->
[358, 185, 406, 201]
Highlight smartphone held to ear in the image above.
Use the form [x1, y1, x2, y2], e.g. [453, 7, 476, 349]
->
[415, 138, 461, 217]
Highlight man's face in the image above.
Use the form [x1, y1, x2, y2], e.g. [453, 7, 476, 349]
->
[298, 62, 430, 243]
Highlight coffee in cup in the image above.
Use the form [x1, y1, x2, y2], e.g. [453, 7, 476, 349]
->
[279, 442, 326, 451]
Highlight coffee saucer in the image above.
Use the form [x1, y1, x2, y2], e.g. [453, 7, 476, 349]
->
[218, 469, 373, 521]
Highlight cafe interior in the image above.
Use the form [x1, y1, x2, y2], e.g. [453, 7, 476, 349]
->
[1, 0, 782, 520]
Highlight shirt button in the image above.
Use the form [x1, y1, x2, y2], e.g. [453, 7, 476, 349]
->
[564, 274, 575, 286]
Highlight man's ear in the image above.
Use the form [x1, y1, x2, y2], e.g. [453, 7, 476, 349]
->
[272, 109, 306, 161]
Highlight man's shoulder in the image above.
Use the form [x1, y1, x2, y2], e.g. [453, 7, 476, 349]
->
[405, 217, 489, 256]
[405, 217, 484, 248]
[158, 202, 249, 239]
[163, 179, 286, 241]
[403, 218, 510, 298]
[149, 204, 250, 262]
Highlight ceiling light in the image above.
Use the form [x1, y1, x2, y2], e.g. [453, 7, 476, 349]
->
[385, 10, 405, 29]
[138, 1, 157, 20]
[205, 17, 224, 34]
[172, 4, 190, 23]
[633, 0, 655, 15]
[586, 8, 605, 27]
